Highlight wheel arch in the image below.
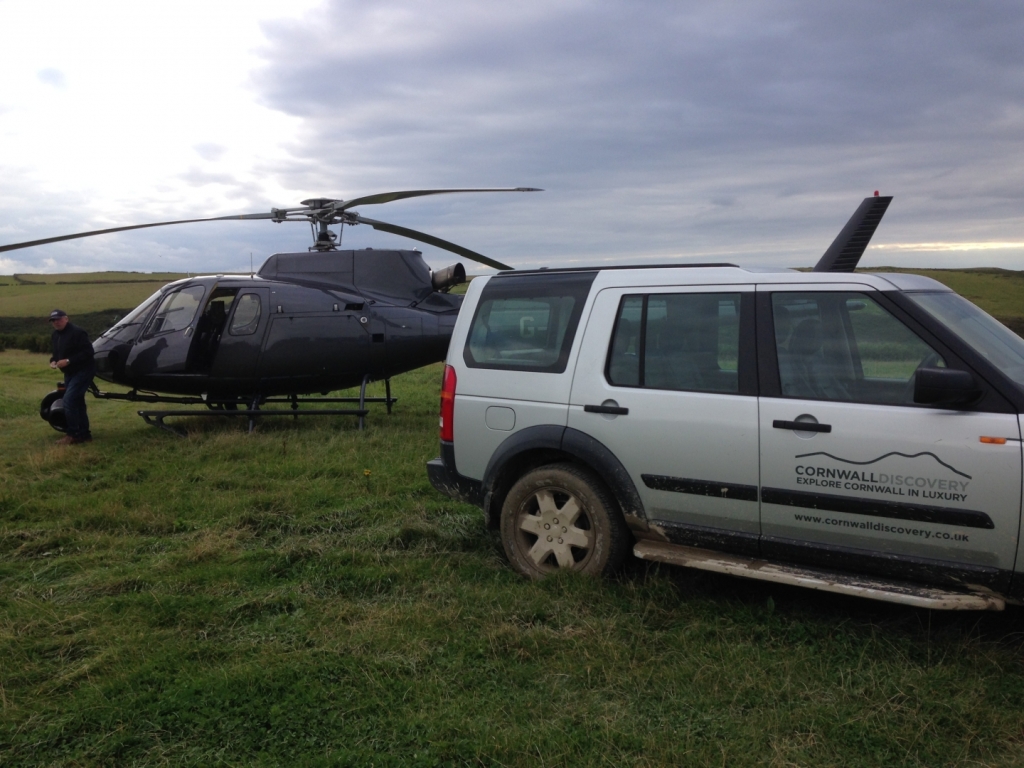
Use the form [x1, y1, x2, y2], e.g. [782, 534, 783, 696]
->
[481, 425, 648, 532]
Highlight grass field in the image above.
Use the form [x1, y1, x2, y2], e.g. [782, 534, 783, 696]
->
[867, 268, 1024, 336]
[2, 270, 1024, 765]
[0, 273, 187, 319]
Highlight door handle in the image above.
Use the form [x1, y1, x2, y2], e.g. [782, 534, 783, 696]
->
[584, 404, 629, 415]
[773, 419, 831, 433]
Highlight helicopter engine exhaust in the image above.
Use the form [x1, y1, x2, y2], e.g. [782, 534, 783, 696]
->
[431, 263, 466, 293]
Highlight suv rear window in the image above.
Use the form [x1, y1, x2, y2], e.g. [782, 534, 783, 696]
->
[607, 292, 742, 393]
[464, 272, 597, 372]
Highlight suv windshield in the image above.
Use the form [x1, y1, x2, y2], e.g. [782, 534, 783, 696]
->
[906, 291, 1024, 392]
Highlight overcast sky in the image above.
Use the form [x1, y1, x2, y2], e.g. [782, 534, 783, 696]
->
[2, 0, 1023, 275]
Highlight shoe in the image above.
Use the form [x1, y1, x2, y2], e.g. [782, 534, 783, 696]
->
[56, 435, 91, 445]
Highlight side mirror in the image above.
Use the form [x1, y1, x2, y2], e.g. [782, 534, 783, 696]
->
[914, 367, 982, 408]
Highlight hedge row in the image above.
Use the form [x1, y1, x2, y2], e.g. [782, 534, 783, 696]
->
[0, 334, 51, 353]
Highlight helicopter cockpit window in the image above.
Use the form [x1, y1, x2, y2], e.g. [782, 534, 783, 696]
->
[100, 290, 162, 342]
[145, 286, 206, 336]
[229, 294, 261, 336]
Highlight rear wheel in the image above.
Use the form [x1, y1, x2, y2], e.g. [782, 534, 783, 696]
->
[500, 464, 630, 579]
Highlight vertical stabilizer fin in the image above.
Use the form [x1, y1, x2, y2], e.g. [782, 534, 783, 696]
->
[813, 194, 893, 272]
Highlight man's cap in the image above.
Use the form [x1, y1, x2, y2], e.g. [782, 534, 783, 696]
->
[48, 309, 68, 320]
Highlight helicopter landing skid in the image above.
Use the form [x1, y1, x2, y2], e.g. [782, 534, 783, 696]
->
[99, 376, 396, 436]
[139, 408, 371, 437]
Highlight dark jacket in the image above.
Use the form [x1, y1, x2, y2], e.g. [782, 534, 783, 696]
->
[50, 322, 95, 376]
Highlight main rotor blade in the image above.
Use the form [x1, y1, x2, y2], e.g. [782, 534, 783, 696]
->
[0, 212, 277, 254]
[813, 195, 893, 272]
[338, 187, 541, 212]
[355, 215, 512, 271]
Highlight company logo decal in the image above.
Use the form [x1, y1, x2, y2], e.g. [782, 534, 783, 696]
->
[795, 451, 971, 480]
[792, 450, 971, 503]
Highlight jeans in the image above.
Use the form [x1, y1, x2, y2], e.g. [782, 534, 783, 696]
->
[63, 365, 95, 439]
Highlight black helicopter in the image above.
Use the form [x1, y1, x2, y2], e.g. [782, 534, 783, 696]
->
[0, 188, 540, 433]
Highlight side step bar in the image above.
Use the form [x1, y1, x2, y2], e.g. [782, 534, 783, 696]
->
[634, 540, 1005, 611]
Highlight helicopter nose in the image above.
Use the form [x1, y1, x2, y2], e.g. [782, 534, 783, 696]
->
[91, 337, 121, 381]
[93, 339, 113, 371]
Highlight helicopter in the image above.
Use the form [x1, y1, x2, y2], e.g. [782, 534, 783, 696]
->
[0, 188, 541, 433]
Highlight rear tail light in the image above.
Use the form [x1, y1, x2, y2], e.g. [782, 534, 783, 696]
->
[439, 364, 457, 442]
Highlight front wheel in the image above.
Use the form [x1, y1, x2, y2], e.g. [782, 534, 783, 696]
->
[500, 464, 630, 579]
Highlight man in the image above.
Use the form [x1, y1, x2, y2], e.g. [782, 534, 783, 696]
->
[48, 309, 95, 445]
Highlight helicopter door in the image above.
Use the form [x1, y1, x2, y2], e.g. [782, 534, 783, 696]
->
[189, 288, 241, 373]
[125, 285, 208, 381]
[209, 289, 270, 384]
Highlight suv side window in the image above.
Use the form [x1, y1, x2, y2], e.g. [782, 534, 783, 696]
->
[464, 272, 596, 373]
[607, 292, 742, 393]
[772, 291, 944, 405]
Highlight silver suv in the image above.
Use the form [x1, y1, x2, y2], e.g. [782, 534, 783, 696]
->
[427, 197, 1024, 611]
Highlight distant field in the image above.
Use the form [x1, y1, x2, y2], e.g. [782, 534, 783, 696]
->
[0, 272, 190, 318]
[3, 271, 189, 285]
[868, 267, 1024, 336]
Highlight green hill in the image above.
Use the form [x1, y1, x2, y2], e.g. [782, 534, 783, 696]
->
[863, 267, 1024, 336]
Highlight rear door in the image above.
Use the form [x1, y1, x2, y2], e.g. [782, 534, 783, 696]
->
[210, 288, 270, 384]
[757, 285, 1022, 590]
[568, 285, 761, 552]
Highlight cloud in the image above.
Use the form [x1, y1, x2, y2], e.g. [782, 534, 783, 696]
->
[4, 1, 1024, 272]
[874, 242, 1024, 252]
[178, 167, 245, 188]
[36, 68, 67, 88]
[193, 143, 227, 161]
[246, 0, 1024, 269]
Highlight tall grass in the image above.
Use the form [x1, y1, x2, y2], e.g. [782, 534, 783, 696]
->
[2, 349, 1024, 766]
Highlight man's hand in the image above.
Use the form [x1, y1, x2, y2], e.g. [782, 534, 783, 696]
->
[50, 360, 58, 369]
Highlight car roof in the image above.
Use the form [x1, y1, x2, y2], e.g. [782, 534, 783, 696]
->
[492, 265, 952, 293]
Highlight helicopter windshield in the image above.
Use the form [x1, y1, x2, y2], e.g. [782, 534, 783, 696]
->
[99, 289, 163, 341]
[146, 286, 206, 336]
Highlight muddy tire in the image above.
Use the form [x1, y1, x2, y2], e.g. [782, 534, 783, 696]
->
[500, 463, 630, 579]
